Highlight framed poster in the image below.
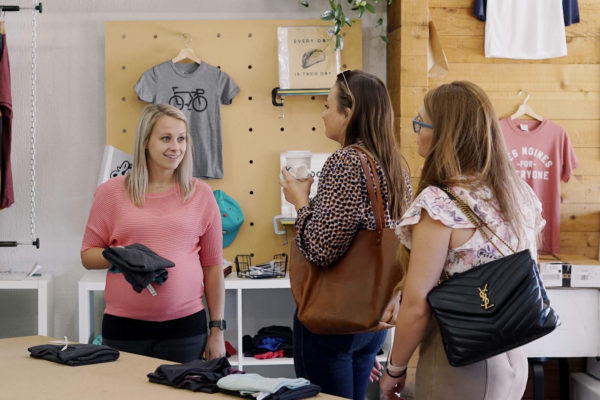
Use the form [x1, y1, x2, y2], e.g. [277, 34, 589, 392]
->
[277, 26, 341, 89]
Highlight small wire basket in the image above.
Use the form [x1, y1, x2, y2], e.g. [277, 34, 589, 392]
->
[234, 253, 288, 279]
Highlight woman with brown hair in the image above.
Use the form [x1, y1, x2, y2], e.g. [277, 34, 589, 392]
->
[281, 69, 412, 399]
[380, 81, 544, 399]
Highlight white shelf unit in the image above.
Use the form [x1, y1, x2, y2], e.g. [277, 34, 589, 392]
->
[78, 270, 391, 371]
[0, 274, 52, 336]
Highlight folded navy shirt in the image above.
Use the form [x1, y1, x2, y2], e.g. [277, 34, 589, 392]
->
[147, 357, 232, 393]
[262, 384, 321, 400]
[103, 243, 175, 293]
[28, 344, 120, 366]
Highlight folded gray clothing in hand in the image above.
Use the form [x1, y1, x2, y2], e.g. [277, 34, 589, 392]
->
[28, 344, 120, 366]
[103, 243, 175, 293]
[148, 357, 232, 393]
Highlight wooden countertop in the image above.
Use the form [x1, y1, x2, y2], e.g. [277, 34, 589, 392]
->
[0, 336, 341, 400]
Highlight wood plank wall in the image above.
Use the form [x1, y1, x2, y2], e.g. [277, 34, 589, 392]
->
[389, 0, 600, 260]
[387, 1, 598, 398]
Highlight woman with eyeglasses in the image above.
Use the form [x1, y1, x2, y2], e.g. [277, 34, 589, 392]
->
[280, 69, 412, 400]
[379, 81, 544, 400]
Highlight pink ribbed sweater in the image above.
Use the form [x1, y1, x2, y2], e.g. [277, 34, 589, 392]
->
[81, 176, 222, 321]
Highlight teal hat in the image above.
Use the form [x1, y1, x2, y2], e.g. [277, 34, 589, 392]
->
[213, 190, 244, 248]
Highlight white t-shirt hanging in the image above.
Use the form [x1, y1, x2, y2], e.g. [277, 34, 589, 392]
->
[485, 0, 567, 60]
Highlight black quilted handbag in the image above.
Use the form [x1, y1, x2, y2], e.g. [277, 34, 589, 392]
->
[426, 186, 560, 367]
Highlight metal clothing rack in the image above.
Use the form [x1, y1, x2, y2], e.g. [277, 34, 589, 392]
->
[0, 3, 43, 13]
[0, 2, 42, 249]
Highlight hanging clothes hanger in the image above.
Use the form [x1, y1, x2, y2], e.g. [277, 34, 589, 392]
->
[0, 10, 5, 35]
[510, 90, 543, 121]
[172, 33, 201, 64]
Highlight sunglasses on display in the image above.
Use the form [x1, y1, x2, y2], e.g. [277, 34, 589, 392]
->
[412, 115, 433, 133]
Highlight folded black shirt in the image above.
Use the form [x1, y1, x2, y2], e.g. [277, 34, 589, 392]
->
[28, 344, 120, 366]
[264, 384, 322, 400]
[103, 243, 175, 293]
[148, 357, 232, 393]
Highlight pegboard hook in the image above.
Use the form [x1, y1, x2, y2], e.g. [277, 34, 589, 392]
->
[181, 32, 192, 47]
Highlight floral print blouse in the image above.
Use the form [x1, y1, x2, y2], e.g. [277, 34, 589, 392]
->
[395, 181, 545, 276]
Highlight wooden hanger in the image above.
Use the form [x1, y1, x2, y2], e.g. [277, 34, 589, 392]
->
[172, 33, 201, 64]
[510, 90, 543, 121]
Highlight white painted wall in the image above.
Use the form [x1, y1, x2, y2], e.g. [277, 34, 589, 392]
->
[0, 0, 387, 340]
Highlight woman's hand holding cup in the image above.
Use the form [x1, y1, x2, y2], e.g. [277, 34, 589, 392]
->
[280, 150, 313, 210]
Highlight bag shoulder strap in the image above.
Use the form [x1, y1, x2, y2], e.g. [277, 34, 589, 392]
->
[438, 185, 516, 256]
[350, 146, 384, 240]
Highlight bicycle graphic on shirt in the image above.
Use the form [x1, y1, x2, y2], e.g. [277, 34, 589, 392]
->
[168, 86, 207, 112]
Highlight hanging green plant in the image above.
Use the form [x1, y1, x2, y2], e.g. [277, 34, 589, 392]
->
[299, 0, 391, 50]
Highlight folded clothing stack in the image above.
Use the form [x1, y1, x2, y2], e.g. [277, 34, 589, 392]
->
[147, 357, 234, 393]
[217, 373, 321, 400]
[28, 344, 120, 366]
[103, 243, 175, 293]
[243, 325, 293, 359]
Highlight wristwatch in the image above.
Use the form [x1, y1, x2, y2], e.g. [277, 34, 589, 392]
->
[209, 319, 227, 331]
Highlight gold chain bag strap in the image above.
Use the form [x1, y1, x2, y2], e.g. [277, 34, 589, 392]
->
[289, 146, 403, 334]
[426, 185, 560, 367]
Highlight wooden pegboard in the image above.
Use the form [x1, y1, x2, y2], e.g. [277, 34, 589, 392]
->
[105, 19, 362, 262]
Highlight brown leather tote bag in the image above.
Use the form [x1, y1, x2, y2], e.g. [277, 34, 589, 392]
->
[289, 147, 403, 334]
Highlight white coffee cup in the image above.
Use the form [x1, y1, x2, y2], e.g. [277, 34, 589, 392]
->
[285, 150, 312, 181]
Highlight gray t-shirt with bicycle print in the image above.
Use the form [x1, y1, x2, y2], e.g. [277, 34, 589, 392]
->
[135, 61, 239, 179]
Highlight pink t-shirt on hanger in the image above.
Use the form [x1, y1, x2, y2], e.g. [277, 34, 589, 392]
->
[500, 117, 579, 255]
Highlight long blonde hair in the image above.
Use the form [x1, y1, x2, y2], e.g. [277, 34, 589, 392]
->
[336, 69, 410, 219]
[397, 81, 532, 287]
[125, 104, 194, 206]
[419, 81, 528, 240]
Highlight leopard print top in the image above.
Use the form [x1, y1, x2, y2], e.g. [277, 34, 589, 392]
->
[295, 145, 412, 267]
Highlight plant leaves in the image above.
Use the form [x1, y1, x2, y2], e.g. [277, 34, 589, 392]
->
[365, 2, 375, 13]
[344, 17, 352, 26]
[335, 2, 343, 18]
[376, 17, 383, 27]
[334, 22, 342, 35]
[299, 0, 310, 7]
[380, 34, 389, 44]
[358, 6, 364, 18]
[321, 9, 335, 20]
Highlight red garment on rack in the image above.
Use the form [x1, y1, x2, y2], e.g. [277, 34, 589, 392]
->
[0, 33, 14, 209]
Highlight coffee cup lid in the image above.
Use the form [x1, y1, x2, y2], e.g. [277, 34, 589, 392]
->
[285, 150, 312, 158]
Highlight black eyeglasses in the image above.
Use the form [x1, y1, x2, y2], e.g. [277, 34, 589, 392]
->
[412, 115, 433, 133]
[337, 70, 354, 101]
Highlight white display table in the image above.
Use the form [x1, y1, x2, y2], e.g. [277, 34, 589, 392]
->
[0, 274, 52, 335]
[78, 270, 389, 370]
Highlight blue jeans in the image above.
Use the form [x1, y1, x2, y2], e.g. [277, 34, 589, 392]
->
[103, 334, 207, 363]
[293, 310, 387, 400]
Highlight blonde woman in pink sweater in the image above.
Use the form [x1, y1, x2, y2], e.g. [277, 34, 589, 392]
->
[81, 104, 226, 363]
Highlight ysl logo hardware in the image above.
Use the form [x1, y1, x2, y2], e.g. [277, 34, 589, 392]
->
[478, 283, 495, 310]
